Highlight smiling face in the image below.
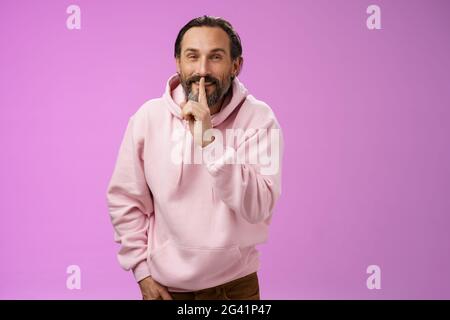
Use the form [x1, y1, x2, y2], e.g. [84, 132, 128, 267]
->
[176, 26, 242, 110]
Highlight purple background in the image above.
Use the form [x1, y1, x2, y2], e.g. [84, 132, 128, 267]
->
[1, 0, 449, 299]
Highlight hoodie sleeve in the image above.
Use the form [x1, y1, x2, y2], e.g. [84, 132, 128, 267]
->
[201, 113, 284, 225]
[106, 113, 154, 282]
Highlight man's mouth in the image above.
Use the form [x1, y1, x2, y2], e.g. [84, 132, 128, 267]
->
[192, 81, 215, 86]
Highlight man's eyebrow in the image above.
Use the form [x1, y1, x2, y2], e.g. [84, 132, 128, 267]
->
[183, 48, 227, 54]
[184, 48, 199, 53]
[210, 48, 227, 54]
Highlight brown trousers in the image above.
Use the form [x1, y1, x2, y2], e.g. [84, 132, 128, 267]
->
[168, 272, 260, 300]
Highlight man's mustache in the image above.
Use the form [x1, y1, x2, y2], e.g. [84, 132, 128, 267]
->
[186, 75, 219, 87]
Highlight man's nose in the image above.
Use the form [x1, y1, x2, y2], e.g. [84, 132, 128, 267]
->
[197, 56, 210, 76]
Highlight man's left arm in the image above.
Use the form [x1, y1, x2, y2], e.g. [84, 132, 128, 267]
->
[201, 117, 284, 224]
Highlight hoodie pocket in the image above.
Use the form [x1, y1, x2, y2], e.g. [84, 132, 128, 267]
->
[149, 240, 242, 291]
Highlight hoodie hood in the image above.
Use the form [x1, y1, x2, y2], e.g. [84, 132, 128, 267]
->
[163, 73, 249, 186]
[163, 73, 249, 127]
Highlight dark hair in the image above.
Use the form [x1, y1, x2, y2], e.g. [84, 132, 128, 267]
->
[174, 15, 242, 60]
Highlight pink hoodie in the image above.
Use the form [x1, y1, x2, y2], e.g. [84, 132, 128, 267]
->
[106, 73, 283, 292]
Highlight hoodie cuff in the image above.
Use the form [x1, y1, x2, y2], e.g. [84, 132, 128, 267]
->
[132, 260, 151, 283]
[201, 139, 236, 176]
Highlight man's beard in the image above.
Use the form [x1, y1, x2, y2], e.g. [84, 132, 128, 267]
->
[179, 73, 233, 108]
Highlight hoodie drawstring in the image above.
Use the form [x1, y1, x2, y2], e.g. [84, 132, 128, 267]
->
[176, 120, 187, 186]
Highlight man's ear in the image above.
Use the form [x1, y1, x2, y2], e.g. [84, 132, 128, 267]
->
[175, 57, 181, 74]
[233, 56, 243, 77]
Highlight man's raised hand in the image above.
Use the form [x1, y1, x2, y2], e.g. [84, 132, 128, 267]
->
[181, 77, 215, 148]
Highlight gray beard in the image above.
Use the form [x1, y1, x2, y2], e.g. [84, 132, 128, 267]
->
[184, 78, 232, 108]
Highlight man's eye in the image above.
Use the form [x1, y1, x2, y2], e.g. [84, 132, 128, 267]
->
[211, 55, 222, 60]
[187, 55, 197, 60]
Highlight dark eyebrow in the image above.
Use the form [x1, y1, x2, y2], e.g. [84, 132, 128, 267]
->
[210, 48, 226, 55]
[183, 48, 227, 55]
[184, 48, 199, 54]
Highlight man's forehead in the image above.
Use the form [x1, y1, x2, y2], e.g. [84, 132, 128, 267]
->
[181, 26, 230, 53]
